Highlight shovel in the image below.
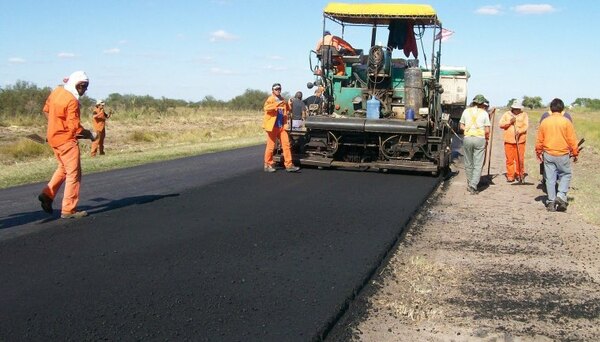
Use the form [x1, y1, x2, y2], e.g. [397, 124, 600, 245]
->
[512, 123, 533, 186]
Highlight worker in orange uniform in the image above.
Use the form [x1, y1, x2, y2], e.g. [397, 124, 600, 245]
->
[535, 98, 579, 212]
[499, 101, 529, 182]
[37, 71, 96, 219]
[90, 99, 110, 156]
[262, 83, 300, 173]
[315, 31, 355, 76]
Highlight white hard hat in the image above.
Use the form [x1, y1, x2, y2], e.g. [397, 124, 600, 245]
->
[96, 99, 105, 105]
[511, 101, 524, 109]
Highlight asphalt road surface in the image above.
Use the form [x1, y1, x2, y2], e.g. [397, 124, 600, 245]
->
[0, 146, 439, 341]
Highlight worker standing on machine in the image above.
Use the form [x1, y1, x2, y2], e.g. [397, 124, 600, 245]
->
[499, 101, 529, 182]
[315, 31, 355, 76]
[460, 94, 491, 194]
[262, 83, 300, 173]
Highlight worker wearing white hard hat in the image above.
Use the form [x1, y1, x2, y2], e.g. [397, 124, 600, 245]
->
[498, 100, 529, 182]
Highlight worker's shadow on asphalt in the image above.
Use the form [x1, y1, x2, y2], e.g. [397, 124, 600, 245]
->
[81, 193, 180, 215]
[0, 211, 57, 230]
[0, 194, 179, 230]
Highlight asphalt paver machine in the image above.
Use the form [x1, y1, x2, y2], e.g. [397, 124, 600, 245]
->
[276, 3, 453, 175]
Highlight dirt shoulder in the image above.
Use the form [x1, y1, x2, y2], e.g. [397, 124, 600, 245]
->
[327, 122, 600, 341]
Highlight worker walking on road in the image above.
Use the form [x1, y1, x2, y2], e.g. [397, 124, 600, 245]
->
[499, 101, 529, 182]
[538, 108, 573, 186]
[262, 83, 300, 173]
[90, 99, 110, 157]
[38, 71, 96, 219]
[460, 94, 491, 194]
[535, 98, 579, 212]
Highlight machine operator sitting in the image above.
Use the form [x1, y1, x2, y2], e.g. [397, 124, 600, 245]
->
[315, 31, 356, 76]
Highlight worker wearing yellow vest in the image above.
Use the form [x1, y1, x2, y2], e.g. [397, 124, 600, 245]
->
[459, 94, 491, 194]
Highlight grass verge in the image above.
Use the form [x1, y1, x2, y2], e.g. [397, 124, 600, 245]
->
[0, 136, 264, 189]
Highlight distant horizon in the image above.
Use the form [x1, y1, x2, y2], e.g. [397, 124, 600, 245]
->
[3, 78, 592, 109]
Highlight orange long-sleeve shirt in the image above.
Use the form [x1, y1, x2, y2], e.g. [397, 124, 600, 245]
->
[535, 112, 579, 157]
[263, 94, 290, 132]
[43, 86, 84, 148]
[499, 111, 528, 144]
[92, 107, 108, 131]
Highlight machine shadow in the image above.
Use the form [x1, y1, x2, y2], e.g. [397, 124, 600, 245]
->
[0, 193, 179, 230]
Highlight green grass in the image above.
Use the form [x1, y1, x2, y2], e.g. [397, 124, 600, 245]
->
[0, 135, 264, 189]
[0, 108, 264, 189]
[0, 138, 53, 160]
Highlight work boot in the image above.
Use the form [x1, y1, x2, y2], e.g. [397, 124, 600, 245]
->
[467, 186, 479, 195]
[286, 166, 300, 173]
[546, 201, 556, 212]
[264, 165, 276, 173]
[555, 197, 569, 212]
[38, 193, 53, 214]
[61, 211, 88, 219]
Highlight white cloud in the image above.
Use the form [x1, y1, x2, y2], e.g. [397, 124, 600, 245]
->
[8, 57, 26, 64]
[118, 40, 128, 45]
[103, 48, 120, 54]
[263, 65, 287, 71]
[57, 52, 75, 58]
[267, 55, 284, 60]
[513, 4, 556, 14]
[209, 30, 238, 42]
[210, 67, 234, 74]
[476, 5, 502, 15]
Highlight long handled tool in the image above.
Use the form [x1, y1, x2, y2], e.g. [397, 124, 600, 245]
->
[511, 121, 534, 185]
[25, 131, 97, 144]
[513, 122, 525, 184]
[486, 110, 496, 176]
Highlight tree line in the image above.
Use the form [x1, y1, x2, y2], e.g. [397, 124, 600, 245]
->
[0, 81, 276, 119]
[2, 80, 598, 120]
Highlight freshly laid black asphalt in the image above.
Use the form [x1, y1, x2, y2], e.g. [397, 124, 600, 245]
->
[0, 146, 438, 341]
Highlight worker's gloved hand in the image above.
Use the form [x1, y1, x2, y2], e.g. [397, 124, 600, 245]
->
[79, 129, 97, 141]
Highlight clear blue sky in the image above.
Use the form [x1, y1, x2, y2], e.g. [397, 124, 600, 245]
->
[1, 0, 598, 106]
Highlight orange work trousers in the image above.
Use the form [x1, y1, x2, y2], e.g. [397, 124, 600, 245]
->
[90, 128, 105, 156]
[42, 140, 82, 215]
[504, 142, 526, 180]
[264, 126, 293, 168]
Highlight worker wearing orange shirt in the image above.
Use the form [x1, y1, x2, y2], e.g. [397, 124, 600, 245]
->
[499, 101, 529, 182]
[90, 99, 110, 156]
[262, 83, 300, 173]
[315, 31, 356, 76]
[535, 98, 579, 212]
[38, 71, 96, 219]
